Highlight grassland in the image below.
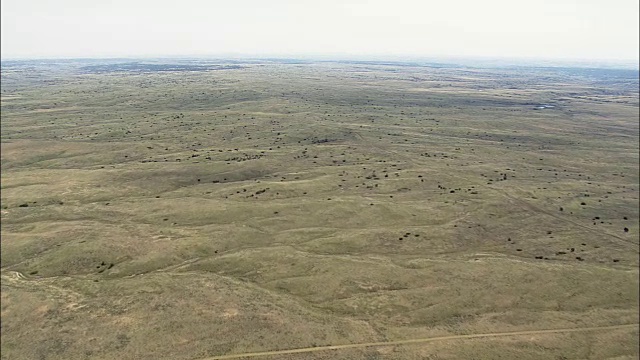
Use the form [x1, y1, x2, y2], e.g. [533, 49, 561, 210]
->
[1, 59, 639, 359]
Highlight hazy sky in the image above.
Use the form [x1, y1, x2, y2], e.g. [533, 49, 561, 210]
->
[2, 0, 639, 61]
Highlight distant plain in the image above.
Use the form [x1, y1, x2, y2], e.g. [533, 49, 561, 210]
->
[1, 59, 638, 359]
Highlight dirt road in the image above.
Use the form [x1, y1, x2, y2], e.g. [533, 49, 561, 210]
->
[201, 323, 639, 360]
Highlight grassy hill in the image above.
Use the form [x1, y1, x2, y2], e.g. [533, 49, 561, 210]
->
[1, 59, 638, 359]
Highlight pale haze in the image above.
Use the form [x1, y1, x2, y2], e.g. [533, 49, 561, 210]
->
[2, 0, 639, 61]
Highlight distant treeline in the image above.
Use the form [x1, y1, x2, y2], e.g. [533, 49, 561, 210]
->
[79, 62, 244, 73]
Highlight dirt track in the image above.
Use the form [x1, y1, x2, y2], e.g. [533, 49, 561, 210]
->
[200, 323, 639, 360]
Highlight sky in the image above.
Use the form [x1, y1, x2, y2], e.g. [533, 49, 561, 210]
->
[1, 0, 639, 61]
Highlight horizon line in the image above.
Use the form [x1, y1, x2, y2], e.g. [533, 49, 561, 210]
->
[1, 53, 639, 68]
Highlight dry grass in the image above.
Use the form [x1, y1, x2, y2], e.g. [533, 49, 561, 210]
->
[1, 59, 638, 359]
